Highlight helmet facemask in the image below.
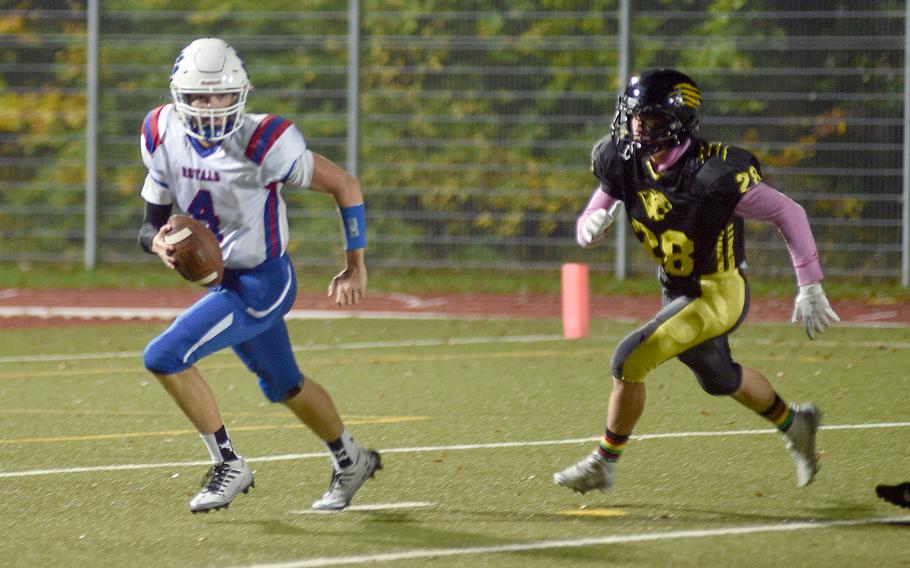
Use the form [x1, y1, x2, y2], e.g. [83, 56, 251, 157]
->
[612, 97, 688, 160]
[611, 95, 637, 160]
[171, 88, 249, 142]
[169, 38, 251, 143]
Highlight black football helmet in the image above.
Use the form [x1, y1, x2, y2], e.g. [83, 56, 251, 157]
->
[611, 68, 702, 160]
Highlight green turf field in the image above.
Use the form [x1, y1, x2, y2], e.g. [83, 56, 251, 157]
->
[1, 317, 908, 567]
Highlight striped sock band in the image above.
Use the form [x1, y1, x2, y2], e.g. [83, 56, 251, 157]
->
[760, 393, 794, 432]
[597, 429, 630, 462]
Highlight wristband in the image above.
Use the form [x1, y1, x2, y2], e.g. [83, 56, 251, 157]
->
[340, 203, 366, 250]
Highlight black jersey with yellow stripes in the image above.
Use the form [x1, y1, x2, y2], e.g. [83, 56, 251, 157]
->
[591, 136, 762, 296]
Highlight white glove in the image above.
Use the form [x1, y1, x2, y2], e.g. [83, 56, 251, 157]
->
[578, 202, 623, 248]
[791, 283, 840, 340]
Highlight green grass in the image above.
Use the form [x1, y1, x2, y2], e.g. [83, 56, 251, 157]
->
[3, 261, 909, 300]
[1, 317, 909, 567]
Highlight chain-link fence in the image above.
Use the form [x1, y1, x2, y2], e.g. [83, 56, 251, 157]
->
[2, 1, 907, 284]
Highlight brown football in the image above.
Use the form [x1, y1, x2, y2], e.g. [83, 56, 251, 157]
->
[164, 215, 224, 287]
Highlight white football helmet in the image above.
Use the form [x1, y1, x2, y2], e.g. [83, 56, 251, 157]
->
[169, 37, 251, 142]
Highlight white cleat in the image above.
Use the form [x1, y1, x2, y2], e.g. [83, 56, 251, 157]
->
[311, 449, 382, 511]
[189, 457, 254, 513]
[783, 403, 822, 487]
[553, 450, 617, 494]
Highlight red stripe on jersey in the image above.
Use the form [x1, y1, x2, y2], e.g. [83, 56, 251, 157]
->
[245, 115, 292, 165]
[246, 117, 270, 159]
[142, 105, 166, 154]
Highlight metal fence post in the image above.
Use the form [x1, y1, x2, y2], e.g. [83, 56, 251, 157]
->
[84, 0, 99, 269]
[347, 0, 360, 176]
[903, 1, 909, 287]
[614, 0, 630, 280]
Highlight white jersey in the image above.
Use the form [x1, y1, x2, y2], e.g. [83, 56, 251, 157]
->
[140, 104, 315, 269]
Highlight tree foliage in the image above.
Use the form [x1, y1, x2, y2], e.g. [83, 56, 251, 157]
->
[0, 1, 903, 278]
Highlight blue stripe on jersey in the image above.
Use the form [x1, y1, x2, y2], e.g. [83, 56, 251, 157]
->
[188, 136, 220, 158]
[263, 186, 281, 257]
[142, 105, 165, 155]
[149, 173, 169, 188]
[280, 159, 297, 183]
[245, 116, 292, 165]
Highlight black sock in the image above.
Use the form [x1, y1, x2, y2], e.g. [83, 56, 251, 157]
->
[214, 425, 239, 462]
[326, 436, 353, 469]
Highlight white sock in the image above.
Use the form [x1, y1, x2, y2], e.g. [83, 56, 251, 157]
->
[200, 432, 222, 464]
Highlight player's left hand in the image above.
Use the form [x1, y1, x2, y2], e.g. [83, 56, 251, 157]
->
[328, 258, 367, 306]
[151, 224, 176, 270]
[791, 282, 840, 340]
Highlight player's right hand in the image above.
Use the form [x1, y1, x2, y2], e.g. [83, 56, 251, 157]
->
[328, 251, 367, 306]
[578, 208, 612, 248]
[151, 224, 176, 270]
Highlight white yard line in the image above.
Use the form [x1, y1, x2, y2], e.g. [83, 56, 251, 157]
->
[0, 306, 476, 321]
[232, 515, 910, 568]
[1, 304, 908, 328]
[2, 421, 908, 479]
[290, 502, 434, 515]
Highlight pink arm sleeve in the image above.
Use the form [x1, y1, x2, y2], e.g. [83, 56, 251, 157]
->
[576, 187, 619, 247]
[734, 182, 823, 286]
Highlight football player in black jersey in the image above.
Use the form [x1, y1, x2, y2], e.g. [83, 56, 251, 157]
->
[554, 69, 840, 495]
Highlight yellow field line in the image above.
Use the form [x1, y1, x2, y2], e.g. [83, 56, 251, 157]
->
[0, 415, 428, 445]
[0, 349, 608, 380]
[0, 349, 843, 381]
[0, 408, 171, 417]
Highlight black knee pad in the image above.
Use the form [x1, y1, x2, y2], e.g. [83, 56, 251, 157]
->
[678, 349, 742, 396]
[694, 366, 742, 396]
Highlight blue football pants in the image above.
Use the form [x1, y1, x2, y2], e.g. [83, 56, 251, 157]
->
[143, 254, 304, 402]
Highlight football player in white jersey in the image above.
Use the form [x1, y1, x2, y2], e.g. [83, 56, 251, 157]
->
[138, 37, 380, 513]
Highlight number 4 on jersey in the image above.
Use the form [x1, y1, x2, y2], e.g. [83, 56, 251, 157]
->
[187, 189, 223, 241]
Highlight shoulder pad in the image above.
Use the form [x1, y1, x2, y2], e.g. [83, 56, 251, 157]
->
[695, 144, 762, 193]
[591, 136, 622, 182]
[141, 105, 170, 155]
[244, 114, 296, 165]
